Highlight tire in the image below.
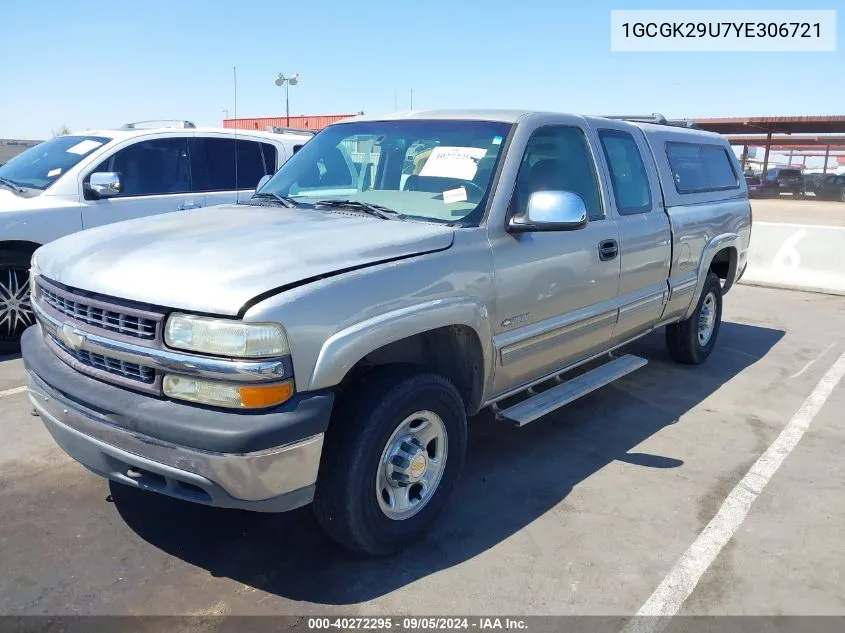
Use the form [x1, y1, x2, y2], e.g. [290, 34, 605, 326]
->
[313, 366, 467, 556]
[0, 249, 36, 355]
[665, 271, 722, 365]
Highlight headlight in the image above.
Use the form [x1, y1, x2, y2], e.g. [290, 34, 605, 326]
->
[163, 375, 294, 409]
[164, 313, 290, 358]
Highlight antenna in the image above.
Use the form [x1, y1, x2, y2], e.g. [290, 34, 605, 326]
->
[233, 66, 239, 203]
[410, 88, 413, 110]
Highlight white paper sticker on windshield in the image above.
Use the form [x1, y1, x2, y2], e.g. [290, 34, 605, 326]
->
[65, 140, 104, 155]
[419, 146, 487, 180]
[442, 187, 468, 204]
[47, 168, 62, 177]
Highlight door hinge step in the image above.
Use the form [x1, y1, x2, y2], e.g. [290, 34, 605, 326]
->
[497, 354, 648, 427]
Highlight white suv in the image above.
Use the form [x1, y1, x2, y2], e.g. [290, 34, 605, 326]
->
[0, 120, 313, 352]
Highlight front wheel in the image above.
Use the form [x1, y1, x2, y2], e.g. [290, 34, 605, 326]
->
[0, 250, 36, 355]
[313, 367, 467, 556]
[666, 272, 723, 365]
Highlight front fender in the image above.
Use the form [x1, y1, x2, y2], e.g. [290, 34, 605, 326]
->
[0, 206, 83, 246]
[682, 232, 741, 320]
[307, 297, 493, 392]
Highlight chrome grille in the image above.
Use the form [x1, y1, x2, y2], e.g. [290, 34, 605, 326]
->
[52, 336, 155, 384]
[39, 284, 157, 340]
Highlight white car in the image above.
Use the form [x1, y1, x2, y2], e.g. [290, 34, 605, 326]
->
[0, 120, 313, 352]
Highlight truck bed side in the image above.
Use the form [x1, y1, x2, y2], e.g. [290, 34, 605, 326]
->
[635, 123, 752, 323]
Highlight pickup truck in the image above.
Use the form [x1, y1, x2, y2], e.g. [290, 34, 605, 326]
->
[22, 110, 752, 556]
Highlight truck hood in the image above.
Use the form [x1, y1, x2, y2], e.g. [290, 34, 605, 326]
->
[35, 204, 454, 316]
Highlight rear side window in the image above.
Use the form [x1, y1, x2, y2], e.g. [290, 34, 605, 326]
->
[598, 130, 652, 215]
[666, 142, 739, 194]
[189, 138, 276, 192]
[261, 143, 278, 172]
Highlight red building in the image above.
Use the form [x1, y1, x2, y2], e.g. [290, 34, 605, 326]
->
[223, 113, 361, 132]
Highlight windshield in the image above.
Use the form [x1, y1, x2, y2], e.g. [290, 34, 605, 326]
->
[258, 120, 512, 225]
[0, 135, 111, 191]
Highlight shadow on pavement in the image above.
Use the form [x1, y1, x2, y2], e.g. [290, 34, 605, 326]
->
[111, 321, 784, 605]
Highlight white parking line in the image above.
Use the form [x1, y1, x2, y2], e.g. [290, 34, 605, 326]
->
[623, 350, 845, 633]
[0, 385, 27, 398]
[790, 343, 835, 379]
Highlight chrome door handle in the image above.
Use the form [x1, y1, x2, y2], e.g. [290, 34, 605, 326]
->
[178, 203, 203, 211]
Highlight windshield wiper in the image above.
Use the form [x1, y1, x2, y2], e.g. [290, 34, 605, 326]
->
[315, 199, 401, 220]
[0, 177, 25, 195]
[249, 192, 298, 208]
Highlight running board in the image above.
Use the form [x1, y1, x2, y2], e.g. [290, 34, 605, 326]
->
[495, 354, 648, 427]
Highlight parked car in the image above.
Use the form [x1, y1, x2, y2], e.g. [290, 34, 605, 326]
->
[814, 174, 845, 202]
[802, 172, 827, 195]
[0, 120, 313, 352]
[22, 110, 751, 555]
[760, 167, 804, 197]
[745, 175, 763, 198]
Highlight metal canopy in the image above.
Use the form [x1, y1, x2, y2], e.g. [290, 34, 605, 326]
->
[726, 135, 845, 149]
[694, 116, 845, 135]
[695, 116, 845, 177]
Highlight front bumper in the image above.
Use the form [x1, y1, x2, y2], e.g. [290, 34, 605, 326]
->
[22, 326, 333, 512]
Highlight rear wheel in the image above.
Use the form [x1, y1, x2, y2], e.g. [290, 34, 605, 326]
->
[313, 366, 467, 556]
[0, 250, 36, 355]
[666, 272, 722, 365]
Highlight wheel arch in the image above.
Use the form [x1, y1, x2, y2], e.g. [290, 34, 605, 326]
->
[307, 298, 493, 415]
[682, 234, 740, 320]
[0, 240, 42, 259]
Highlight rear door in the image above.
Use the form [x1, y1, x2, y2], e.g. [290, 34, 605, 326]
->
[592, 123, 671, 344]
[190, 135, 278, 207]
[81, 135, 204, 229]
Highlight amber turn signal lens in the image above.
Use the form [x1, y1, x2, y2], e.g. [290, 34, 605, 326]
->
[239, 381, 294, 408]
[163, 375, 294, 409]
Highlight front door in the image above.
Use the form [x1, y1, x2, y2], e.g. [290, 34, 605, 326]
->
[82, 136, 204, 229]
[490, 124, 621, 396]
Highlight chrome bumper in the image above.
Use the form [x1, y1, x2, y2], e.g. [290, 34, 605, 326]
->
[27, 369, 323, 511]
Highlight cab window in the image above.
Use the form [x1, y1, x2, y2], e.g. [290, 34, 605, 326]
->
[88, 138, 190, 198]
[511, 125, 603, 221]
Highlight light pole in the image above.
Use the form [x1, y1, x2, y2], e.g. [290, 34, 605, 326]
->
[274, 72, 300, 127]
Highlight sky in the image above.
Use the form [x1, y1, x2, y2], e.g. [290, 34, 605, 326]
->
[1, 0, 842, 140]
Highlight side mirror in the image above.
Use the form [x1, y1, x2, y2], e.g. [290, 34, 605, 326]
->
[508, 191, 588, 233]
[87, 172, 122, 198]
[256, 174, 272, 191]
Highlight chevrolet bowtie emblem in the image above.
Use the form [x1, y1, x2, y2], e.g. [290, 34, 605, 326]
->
[59, 323, 85, 351]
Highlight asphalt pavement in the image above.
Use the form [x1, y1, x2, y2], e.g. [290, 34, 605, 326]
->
[1, 284, 844, 618]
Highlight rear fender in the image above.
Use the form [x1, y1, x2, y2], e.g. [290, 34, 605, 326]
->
[682, 233, 741, 320]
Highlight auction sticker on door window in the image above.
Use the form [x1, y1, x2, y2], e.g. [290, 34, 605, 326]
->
[419, 146, 487, 180]
[442, 187, 468, 204]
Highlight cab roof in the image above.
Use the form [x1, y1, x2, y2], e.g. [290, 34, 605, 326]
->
[338, 110, 729, 141]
